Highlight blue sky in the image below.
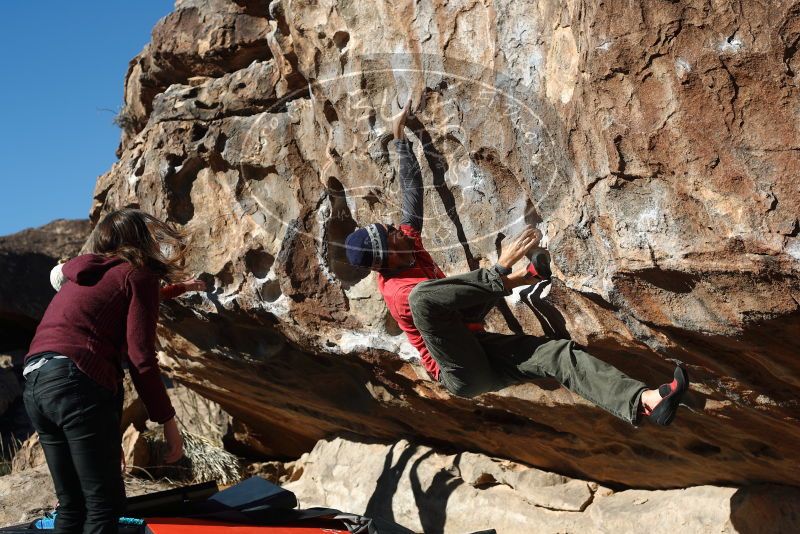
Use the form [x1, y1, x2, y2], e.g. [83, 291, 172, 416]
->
[0, 2, 174, 236]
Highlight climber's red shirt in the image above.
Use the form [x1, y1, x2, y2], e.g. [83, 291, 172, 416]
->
[375, 223, 486, 384]
[377, 224, 446, 380]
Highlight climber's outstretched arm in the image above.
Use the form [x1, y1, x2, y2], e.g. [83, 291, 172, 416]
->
[392, 97, 424, 232]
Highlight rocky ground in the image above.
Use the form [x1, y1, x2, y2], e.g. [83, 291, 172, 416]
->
[283, 438, 800, 534]
[4, 430, 800, 532]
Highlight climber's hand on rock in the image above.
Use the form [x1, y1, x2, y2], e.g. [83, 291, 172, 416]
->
[498, 226, 542, 270]
[392, 95, 412, 139]
[163, 417, 184, 464]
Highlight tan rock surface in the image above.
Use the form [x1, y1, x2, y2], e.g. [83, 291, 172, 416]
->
[92, 0, 799, 489]
[285, 437, 800, 534]
[170, 381, 232, 447]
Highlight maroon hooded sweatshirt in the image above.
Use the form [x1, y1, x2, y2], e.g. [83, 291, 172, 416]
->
[27, 254, 175, 424]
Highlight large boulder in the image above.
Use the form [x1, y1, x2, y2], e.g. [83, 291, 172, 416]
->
[0, 219, 91, 351]
[93, 0, 800, 488]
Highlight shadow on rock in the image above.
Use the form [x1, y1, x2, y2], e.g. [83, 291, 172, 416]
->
[519, 280, 569, 339]
[364, 443, 462, 534]
[409, 450, 463, 534]
[729, 484, 800, 534]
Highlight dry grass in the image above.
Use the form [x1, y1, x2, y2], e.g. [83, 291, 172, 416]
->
[136, 428, 242, 486]
[0, 434, 23, 476]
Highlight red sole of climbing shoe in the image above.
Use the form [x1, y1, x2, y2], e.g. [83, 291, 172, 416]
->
[525, 251, 552, 281]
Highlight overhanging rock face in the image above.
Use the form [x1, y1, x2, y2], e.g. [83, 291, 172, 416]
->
[94, 0, 800, 488]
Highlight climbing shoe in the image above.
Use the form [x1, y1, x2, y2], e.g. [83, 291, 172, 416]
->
[525, 250, 552, 281]
[645, 365, 690, 426]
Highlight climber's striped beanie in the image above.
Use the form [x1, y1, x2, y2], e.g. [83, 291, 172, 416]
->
[344, 224, 389, 270]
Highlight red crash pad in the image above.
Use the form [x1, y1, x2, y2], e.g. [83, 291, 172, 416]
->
[145, 517, 349, 534]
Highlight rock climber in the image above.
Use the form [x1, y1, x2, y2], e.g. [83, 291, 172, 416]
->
[343, 97, 688, 427]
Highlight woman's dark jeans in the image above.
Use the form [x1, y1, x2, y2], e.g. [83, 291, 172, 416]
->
[23, 355, 125, 534]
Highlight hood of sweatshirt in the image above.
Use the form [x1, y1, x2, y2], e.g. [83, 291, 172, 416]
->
[61, 254, 127, 286]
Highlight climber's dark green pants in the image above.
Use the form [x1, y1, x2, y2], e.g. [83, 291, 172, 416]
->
[408, 268, 647, 425]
